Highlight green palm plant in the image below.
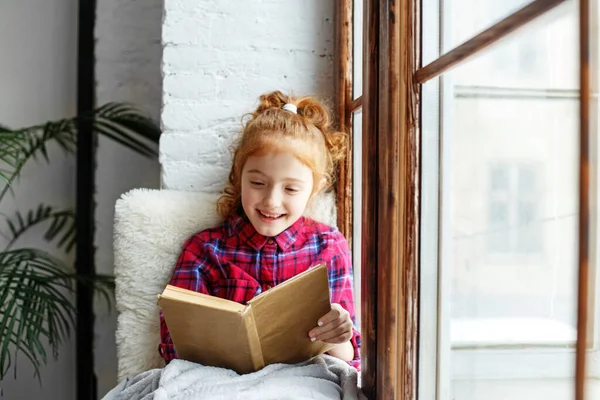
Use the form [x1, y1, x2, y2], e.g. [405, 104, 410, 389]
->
[0, 103, 161, 381]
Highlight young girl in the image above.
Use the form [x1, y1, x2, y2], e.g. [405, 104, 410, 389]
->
[158, 90, 361, 370]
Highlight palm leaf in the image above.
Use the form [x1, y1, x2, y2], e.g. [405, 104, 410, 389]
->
[0, 248, 113, 380]
[0, 132, 28, 184]
[0, 120, 77, 202]
[0, 102, 156, 380]
[90, 102, 160, 157]
[0, 249, 73, 380]
[0, 103, 160, 203]
[2, 205, 76, 253]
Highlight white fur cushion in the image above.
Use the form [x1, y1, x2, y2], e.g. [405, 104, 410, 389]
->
[113, 188, 337, 381]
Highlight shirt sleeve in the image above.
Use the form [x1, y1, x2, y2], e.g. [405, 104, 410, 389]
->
[322, 231, 361, 370]
[159, 235, 213, 362]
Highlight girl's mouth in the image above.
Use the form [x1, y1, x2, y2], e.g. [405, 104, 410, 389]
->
[258, 210, 285, 220]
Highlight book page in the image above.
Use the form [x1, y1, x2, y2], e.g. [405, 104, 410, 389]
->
[247, 264, 335, 365]
[159, 288, 261, 374]
[160, 285, 245, 313]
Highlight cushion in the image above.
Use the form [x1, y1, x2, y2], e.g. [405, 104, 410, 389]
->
[113, 188, 337, 381]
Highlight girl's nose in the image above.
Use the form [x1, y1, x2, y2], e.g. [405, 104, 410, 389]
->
[263, 189, 281, 208]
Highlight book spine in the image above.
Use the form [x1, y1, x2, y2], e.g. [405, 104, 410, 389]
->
[243, 305, 265, 371]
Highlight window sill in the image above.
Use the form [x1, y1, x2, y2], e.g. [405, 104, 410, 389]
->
[449, 317, 600, 380]
[451, 317, 576, 348]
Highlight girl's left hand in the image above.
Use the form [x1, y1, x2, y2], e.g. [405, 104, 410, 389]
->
[308, 303, 353, 344]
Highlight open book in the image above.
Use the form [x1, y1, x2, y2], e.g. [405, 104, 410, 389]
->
[157, 264, 335, 374]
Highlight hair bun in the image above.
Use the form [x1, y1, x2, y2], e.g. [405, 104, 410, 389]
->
[251, 90, 347, 164]
[322, 130, 346, 163]
[295, 97, 346, 163]
[253, 91, 289, 117]
[296, 97, 330, 134]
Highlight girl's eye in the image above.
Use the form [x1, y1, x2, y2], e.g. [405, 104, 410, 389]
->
[286, 188, 299, 193]
[250, 181, 264, 186]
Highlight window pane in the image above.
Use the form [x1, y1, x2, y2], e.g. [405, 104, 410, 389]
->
[447, 0, 537, 50]
[490, 165, 509, 191]
[353, 0, 363, 99]
[439, 1, 581, 399]
[487, 200, 510, 253]
[352, 110, 362, 329]
[451, 3, 578, 89]
[586, 2, 600, 398]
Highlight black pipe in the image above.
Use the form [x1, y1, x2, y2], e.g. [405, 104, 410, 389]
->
[76, 0, 97, 398]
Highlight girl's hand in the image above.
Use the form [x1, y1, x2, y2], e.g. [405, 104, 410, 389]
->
[308, 303, 353, 344]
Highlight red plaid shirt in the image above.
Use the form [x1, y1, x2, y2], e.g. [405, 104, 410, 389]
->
[159, 213, 361, 370]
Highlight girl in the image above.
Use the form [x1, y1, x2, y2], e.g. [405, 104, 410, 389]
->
[159, 90, 361, 370]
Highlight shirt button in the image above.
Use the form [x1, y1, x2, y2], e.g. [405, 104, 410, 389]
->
[267, 239, 274, 245]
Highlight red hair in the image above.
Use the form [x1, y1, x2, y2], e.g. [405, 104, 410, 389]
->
[217, 90, 347, 219]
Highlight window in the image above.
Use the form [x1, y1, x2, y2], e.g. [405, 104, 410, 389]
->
[338, 0, 597, 398]
[334, 0, 365, 367]
[356, 0, 421, 397]
[351, 0, 363, 331]
[418, 0, 599, 399]
[487, 163, 543, 256]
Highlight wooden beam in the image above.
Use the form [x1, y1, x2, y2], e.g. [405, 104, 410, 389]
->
[415, 0, 568, 84]
[393, 1, 420, 398]
[361, 0, 420, 398]
[575, 0, 591, 398]
[335, 0, 353, 244]
[360, 0, 379, 396]
[400, 0, 420, 397]
[350, 96, 363, 113]
[376, 0, 401, 395]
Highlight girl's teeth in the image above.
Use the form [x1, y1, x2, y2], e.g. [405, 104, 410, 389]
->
[260, 210, 281, 218]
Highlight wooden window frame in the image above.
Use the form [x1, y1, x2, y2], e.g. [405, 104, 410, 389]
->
[335, 0, 592, 398]
[334, 0, 353, 245]
[362, 1, 422, 399]
[336, 0, 422, 398]
[577, 1, 591, 399]
[336, 0, 422, 397]
[420, 2, 600, 398]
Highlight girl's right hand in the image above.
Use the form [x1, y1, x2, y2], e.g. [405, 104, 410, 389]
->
[308, 303, 353, 344]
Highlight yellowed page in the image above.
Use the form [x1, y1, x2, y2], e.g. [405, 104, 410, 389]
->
[247, 264, 335, 365]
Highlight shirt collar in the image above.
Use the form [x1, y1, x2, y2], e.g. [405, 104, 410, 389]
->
[224, 213, 304, 251]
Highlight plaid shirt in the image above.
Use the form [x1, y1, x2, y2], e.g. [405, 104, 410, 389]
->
[159, 213, 361, 370]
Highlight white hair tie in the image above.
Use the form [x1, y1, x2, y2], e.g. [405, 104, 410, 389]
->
[282, 103, 297, 114]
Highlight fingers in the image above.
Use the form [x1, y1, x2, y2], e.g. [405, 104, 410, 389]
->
[316, 303, 347, 326]
[309, 303, 353, 344]
[314, 319, 353, 343]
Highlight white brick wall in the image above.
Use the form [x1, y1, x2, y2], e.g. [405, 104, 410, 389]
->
[160, 0, 335, 191]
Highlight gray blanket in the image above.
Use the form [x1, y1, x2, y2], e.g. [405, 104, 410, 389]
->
[102, 355, 366, 400]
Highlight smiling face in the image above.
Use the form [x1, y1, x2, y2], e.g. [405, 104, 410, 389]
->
[241, 151, 314, 237]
